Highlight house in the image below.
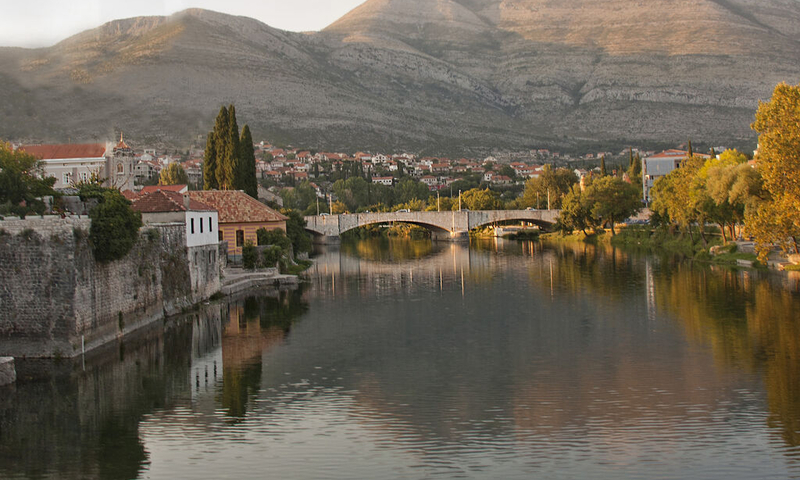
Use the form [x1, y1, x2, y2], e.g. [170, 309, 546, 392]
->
[420, 175, 439, 187]
[491, 175, 513, 185]
[642, 149, 710, 203]
[372, 176, 395, 186]
[131, 190, 221, 299]
[187, 190, 287, 258]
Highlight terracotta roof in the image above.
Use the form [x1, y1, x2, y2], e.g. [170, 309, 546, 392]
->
[132, 190, 214, 214]
[120, 190, 139, 201]
[140, 184, 188, 194]
[187, 190, 288, 224]
[20, 143, 107, 160]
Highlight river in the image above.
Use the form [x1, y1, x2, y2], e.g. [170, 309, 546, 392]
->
[2, 238, 800, 479]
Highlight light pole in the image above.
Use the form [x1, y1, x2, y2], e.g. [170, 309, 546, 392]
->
[437, 191, 440, 212]
[458, 190, 462, 211]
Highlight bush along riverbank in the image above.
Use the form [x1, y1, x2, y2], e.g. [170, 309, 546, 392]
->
[342, 223, 431, 241]
[542, 225, 767, 269]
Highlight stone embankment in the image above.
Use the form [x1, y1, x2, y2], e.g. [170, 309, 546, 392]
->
[0, 216, 220, 358]
[220, 267, 299, 296]
[0, 357, 15, 386]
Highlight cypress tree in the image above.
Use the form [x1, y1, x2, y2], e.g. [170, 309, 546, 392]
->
[203, 132, 217, 190]
[600, 155, 607, 176]
[633, 153, 642, 176]
[709, 147, 716, 158]
[629, 148, 634, 170]
[238, 124, 258, 198]
[687, 139, 693, 157]
[223, 104, 240, 191]
[213, 106, 230, 189]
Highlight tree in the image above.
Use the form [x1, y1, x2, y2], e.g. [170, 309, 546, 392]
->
[458, 188, 502, 211]
[89, 190, 143, 262]
[203, 133, 218, 190]
[212, 106, 230, 189]
[558, 185, 593, 235]
[223, 104, 241, 190]
[521, 166, 578, 209]
[396, 178, 429, 204]
[281, 209, 312, 255]
[0, 142, 57, 217]
[159, 163, 189, 186]
[600, 155, 607, 177]
[238, 124, 258, 198]
[687, 139, 694, 157]
[749, 82, 800, 255]
[582, 176, 642, 235]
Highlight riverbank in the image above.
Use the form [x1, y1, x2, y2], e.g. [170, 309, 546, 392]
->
[540, 226, 795, 270]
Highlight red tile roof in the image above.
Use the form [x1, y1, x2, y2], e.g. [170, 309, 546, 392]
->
[187, 190, 287, 224]
[120, 190, 139, 201]
[140, 184, 188, 194]
[132, 190, 214, 214]
[20, 143, 107, 160]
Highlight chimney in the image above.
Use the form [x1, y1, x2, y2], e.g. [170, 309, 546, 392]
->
[183, 193, 190, 210]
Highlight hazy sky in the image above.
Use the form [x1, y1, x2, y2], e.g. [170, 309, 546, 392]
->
[0, 0, 367, 48]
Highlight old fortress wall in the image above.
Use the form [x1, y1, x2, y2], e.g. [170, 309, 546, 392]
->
[0, 216, 220, 358]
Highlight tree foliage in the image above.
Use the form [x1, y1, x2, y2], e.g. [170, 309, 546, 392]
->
[205, 105, 257, 195]
[749, 82, 800, 255]
[0, 142, 57, 217]
[159, 163, 189, 186]
[458, 188, 502, 211]
[521, 166, 578, 209]
[89, 190, 143, 263]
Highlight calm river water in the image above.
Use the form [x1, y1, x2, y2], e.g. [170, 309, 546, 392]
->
[2, 238, 800, 479]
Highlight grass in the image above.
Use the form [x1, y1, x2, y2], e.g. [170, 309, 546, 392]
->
[284, 259, 313, 275]
[784, 264, 800, 272]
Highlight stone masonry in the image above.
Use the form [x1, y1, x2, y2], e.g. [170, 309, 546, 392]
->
[0, 216, 221, 358]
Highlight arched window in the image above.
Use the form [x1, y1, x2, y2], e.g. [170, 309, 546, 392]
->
[116, 163, 124, 175]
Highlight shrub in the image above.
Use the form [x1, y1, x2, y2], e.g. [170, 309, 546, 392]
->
[257, 227, 291, 250]
[242, 240, 258, 270]
[89, 190, 142, 262]
[262, 245, 282, 267]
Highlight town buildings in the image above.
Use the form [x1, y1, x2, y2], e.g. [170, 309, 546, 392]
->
[642, 149, 711, 203]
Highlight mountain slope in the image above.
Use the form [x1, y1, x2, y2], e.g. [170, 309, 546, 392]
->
[1, 2, 799, 153]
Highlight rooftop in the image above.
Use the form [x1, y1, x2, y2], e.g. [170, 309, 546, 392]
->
[132, 190, 215, 214]
[20, 143, 107, 160]
[187, 190, 287, 224]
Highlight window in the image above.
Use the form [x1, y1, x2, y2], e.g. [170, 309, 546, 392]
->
[209, 217, 213, 232]
[79, 172, 89, 182]
[200, 217, 204, 234]
[236, 230, 244, 247]
[219, 231, 223, 241]
[191, 218, 195, 234]
[117, 163, 124, 174]
[62, 172, 72, 185]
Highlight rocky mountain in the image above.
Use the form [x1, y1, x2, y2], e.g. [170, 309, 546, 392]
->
[1, 0, 800, 154]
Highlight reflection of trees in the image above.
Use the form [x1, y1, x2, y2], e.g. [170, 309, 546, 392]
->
[340, 237, 434, 263]
[219, 289, 309, 418]
[653, 263, 800, 449]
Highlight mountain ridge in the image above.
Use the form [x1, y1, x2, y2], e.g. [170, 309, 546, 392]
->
[1, 2, 799, 154]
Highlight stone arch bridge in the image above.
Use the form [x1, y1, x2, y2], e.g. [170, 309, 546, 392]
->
[304, 210, 560, 243]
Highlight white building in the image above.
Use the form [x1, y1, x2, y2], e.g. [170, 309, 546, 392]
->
[642, 149, 710, 203]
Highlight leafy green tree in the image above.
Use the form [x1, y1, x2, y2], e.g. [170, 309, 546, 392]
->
[89, 190, 143, 262]
[396, 178, 429, 204]
[0, 142, 57, 217]
[458, 188, 502, 211]
[558, 185, 593, 235]
[749, 82, 800, 255]
[583, 176, 642, 235]
[521, 166, 578, 209]
[280, 181, 316, 212]
[159, 163, 189, 186]
[238, 124, 258, 198]
[203, 133, 217, 190]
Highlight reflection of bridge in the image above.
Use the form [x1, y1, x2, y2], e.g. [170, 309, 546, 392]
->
[304, 210, 560, 243]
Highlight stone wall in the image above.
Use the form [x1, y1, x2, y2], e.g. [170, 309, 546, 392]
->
[0, 217, 221, 358]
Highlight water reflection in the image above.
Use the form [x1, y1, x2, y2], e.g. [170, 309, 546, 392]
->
[2, 239, 800, 479]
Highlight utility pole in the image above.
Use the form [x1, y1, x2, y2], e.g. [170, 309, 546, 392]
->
[459, 190, 462, 211]
[537, 192, 540, 210]
[437, 191, 440, 212]
[329, 194, 333, 214]
[316, 197, 320, 216]
[547, 188, 551, 211]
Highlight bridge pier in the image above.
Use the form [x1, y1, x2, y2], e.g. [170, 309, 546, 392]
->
[431, 230, 469, 242]
[312, 235, 342, 245]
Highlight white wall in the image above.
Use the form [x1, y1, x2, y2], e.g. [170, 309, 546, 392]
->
[186, 211, 220, 248]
